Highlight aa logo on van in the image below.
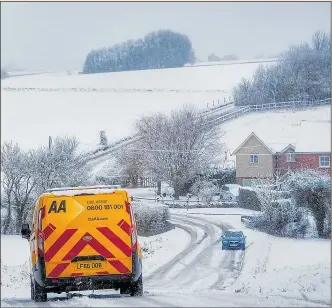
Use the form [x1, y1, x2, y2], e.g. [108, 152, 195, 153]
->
[48, 200, 66, 213]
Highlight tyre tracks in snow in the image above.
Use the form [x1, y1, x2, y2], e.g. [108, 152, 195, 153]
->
[145, 213, 245, 293]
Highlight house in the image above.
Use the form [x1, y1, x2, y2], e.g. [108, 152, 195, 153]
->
[231, 120, 331, 186]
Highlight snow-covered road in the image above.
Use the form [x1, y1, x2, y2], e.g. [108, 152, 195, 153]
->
[1, 213, 329, 307]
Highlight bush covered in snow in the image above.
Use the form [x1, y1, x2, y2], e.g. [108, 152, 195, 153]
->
[190, 179, 219, 205]
[282, 169, 331, 238]
[245, 201, 319, 239]
[132, 201, 171, 236]
[244, 170, 331, 239]
[238, 188, 261, 211]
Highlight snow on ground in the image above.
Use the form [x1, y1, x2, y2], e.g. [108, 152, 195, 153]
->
[176, 208, 331, 305]
[222, 105, 331, 161]
[140, 227, 191, 277]
[1, 236, 31, 300]
[2, 60, 275, 151]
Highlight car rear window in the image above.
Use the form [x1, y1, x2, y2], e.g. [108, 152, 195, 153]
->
[224, 231, 243, 237]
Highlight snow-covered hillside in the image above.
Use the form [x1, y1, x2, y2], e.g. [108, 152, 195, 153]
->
[1, 60, 276, 151]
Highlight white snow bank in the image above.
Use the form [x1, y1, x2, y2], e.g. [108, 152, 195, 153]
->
[229, 230, 331, 304]
[1, 236, 31, 300]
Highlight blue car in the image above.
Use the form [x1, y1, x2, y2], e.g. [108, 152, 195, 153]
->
[221, 230, 246, 250]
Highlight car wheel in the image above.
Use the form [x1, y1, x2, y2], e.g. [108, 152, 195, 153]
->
[130, 275, 143, 297]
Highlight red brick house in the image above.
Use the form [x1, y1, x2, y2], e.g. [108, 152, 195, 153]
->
[275, 121, 331, 176]
[232, 120, 331, 186]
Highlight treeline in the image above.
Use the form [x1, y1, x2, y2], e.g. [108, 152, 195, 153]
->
[83, 30, 195, 74]
[233, 31, 331, 106]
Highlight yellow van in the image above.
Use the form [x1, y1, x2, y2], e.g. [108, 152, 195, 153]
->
[21, 186, 143, 302]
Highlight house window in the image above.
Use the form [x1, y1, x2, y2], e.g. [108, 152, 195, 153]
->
[286, 153, 296, 162]
[249, 154, 259, 164]
[319, 156, 330, 168]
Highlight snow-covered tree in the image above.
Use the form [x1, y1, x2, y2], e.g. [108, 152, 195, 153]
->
[32, 136, 91, 194]
[190, 179, 219, 205]
[83, 29, 195, 74]
[233, 30, 330, 106]
[1, 142, 37, 233]
[135, 105, 224, 199]
[99, 130, 108, 146]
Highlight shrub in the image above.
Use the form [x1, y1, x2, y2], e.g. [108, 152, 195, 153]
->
[132, 201, 170, 236]
[244, 200, 319, 239]
[282, 169, 331, 237]
[238, 188, 261, 210]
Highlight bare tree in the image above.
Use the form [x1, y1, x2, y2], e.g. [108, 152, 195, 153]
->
[135, 105, 224, 199]
[114, 142, 146, 187]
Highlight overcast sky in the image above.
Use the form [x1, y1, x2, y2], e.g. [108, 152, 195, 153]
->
[1, 2, 330, 71]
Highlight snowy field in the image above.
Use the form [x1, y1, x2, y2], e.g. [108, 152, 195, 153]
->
[1, 60, 276, 151]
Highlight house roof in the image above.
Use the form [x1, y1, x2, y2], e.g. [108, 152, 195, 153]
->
[232, 120, 330, 156]
[231, 132, 296, 155]
[295, 120, 331, 153]
[231, 132, 274, 155]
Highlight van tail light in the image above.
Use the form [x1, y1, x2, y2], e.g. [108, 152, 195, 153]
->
[38, 230, 45, 257]
[131, 226, 137, 252]
[38, 207, 45, 258]
[128, 202, 137, 252]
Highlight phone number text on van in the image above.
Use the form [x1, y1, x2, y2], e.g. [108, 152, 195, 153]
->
[86, 204, 124, 211]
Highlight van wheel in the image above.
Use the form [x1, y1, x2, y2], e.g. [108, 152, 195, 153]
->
[130, 275, 143, 297]
[30, 277, 35, 300]
[120, 285, 130, 295]
[32, 279, 47, 302]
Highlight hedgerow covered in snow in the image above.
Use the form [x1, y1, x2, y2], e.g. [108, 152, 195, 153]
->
[132, 201, 171, 236]
[244, 170, 331, 239]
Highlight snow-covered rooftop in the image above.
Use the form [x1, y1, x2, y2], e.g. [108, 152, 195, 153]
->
[295, 120, 331, 153]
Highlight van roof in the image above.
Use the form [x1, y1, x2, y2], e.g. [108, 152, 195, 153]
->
[44, 185, 127, 197]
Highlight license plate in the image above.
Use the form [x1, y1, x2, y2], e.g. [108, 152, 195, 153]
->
[76, 261, 106, 271]
[230, 244, 237, 246]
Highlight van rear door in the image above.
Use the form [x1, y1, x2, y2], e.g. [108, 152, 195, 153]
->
[41, 191, 133, 278]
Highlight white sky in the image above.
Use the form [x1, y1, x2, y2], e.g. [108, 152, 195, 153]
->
[1, 2, 330, 71]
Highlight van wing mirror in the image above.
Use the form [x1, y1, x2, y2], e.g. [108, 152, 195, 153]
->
[21, 223, 31, 240]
